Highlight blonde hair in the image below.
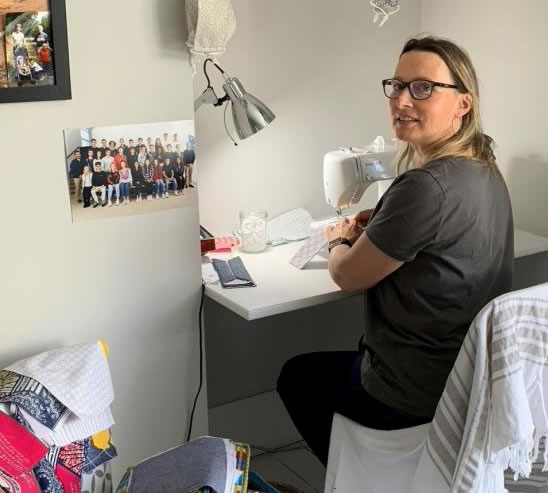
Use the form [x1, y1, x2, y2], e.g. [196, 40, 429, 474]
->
[395, 35, 497, 174]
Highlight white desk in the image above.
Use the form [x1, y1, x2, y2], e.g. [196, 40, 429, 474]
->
[205, 228, 548, 321]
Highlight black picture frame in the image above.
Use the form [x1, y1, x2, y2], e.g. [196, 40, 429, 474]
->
[0, 0, 71, 103]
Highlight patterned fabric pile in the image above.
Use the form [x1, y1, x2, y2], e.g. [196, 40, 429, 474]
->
[0, 340, 116, 493]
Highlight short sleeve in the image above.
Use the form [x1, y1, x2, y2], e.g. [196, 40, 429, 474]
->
[365, 170, 445, 262]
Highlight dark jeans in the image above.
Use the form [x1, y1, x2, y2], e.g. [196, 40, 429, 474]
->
[277, 351, 431, 467]
[82, 186, 92, 207]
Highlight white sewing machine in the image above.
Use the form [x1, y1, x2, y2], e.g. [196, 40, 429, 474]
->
[323, 137, 397, 215]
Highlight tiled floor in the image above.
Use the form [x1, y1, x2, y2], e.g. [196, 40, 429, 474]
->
[249, 442, 326, 493]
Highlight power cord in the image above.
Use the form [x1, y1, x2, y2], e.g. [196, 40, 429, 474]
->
[249, 440, 312, 458]
[186, 281, 206, 442]
[224, 102, 238, 146]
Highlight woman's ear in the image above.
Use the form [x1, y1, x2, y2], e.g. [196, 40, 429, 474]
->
[456, 93, 473, 118]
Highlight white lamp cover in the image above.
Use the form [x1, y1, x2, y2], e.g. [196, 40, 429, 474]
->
[370, 0, 400, 27]
[185, 0, 237, 74]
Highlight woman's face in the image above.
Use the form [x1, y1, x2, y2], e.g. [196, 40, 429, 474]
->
[389, 50, 470, 152]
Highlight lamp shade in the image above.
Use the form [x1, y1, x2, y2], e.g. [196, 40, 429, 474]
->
[223, 77, 275, 139]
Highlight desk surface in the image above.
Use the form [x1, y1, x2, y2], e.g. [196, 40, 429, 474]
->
[205, 228, 548, 321]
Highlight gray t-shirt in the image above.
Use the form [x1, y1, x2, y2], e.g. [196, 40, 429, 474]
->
[361, 157, 514, 418]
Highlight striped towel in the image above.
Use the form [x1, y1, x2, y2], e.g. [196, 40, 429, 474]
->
[425, 283, 548, 492]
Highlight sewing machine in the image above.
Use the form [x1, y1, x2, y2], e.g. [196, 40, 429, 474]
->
[323, 140, 397, 215]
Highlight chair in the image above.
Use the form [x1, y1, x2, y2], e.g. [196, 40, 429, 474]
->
[324, 283, 548, 493]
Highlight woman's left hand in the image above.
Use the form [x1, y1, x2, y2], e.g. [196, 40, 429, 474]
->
[325, 216, 364, 245]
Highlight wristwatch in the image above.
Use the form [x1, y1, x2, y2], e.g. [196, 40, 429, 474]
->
[328, 237, 352, 253]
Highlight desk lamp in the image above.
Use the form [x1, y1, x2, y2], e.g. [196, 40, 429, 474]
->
[194, 58, 275, 145]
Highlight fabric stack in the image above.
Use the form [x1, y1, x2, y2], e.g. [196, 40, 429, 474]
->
[0, 340, 117, 493]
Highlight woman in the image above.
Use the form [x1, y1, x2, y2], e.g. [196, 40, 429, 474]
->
[108, 140, 117, 156]
[81, 165, 93, 209]
[118, 161, 133, 205]
[155, 146, 165, 163]
[132, 161, 145, 202]
[152, 159, 166, 199]
[142, 158, 154, 200]
[137, 146, 147, 167]
[127, 146, 138, 168]
[107, 163, 120, 206]
[174, 156, 185, 193]
[277, 36, 514, 467]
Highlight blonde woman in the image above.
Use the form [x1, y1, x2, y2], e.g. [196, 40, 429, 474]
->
[119, 161, 133, 205]
[278, 36, 514, 466]
[80, 166, 93, 209]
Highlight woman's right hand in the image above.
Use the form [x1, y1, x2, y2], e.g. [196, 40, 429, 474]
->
[352, 208, 375, 228]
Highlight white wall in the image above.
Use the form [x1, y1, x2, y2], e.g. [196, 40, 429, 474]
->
[421, 0, 548, 237]
[0, 0, 206, 483]
[195, 0, 422, 234]
[90, 120, 195, 146]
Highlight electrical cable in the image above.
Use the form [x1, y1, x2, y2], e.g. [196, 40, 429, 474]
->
[186, 282, 206, 442]
[224, 102, 239, 146]
[248, 440, 311, 457]
[203, 58, 227, 88]
[203, 59, 214, 88]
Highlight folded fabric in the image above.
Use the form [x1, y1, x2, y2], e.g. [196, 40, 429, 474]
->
[0, 370, 68, 430]
[83, 431, 118, 475]
[20, 407, 115, 448]
[0, 411, 47, 493]
[56, 433, 117, 476]
[11, 407, 64, 493]
[125, 437, 228, 493]
[11, 404, 117, 493]
[81, 461, 113, 493]
[212, 257, 256, 288]
[6, 340, 114, 419]
[33, 458, 63, 493]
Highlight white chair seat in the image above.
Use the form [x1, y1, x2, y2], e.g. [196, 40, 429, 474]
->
[324, 413, 432, 493]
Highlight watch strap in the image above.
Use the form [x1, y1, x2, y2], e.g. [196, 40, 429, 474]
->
[328, 237, 352, 253]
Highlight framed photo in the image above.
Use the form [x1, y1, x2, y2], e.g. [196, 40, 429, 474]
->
[0, 0, 71, 103]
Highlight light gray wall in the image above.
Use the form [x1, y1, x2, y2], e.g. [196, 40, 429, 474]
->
[0, 0, 206, 483]
[195, 0, 422, 235]
[421, 0, 548, 237]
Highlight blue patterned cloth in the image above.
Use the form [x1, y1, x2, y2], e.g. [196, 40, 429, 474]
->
[0, 370, 68, 429]
[83, 435, 118, 474]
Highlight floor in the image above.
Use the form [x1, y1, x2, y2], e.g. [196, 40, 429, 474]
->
[249, 442, 326, 493]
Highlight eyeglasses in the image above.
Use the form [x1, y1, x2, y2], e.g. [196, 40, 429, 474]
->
[382, 78, 463, 100]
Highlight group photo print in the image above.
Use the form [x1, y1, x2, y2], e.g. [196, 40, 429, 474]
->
[63, 119, 197, 223]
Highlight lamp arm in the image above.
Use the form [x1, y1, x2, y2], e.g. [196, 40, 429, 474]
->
[194, 87, 219, 112]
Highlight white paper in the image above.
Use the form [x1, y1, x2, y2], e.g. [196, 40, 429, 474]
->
[267, 208, 313, 244]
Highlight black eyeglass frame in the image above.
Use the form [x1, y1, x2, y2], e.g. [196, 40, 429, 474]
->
[381, 78, 464, 100]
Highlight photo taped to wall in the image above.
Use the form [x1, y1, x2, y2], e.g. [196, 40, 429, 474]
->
[64, 120, 198, 223]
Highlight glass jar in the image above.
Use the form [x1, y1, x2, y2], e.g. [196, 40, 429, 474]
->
[239, 210, 268, 253]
